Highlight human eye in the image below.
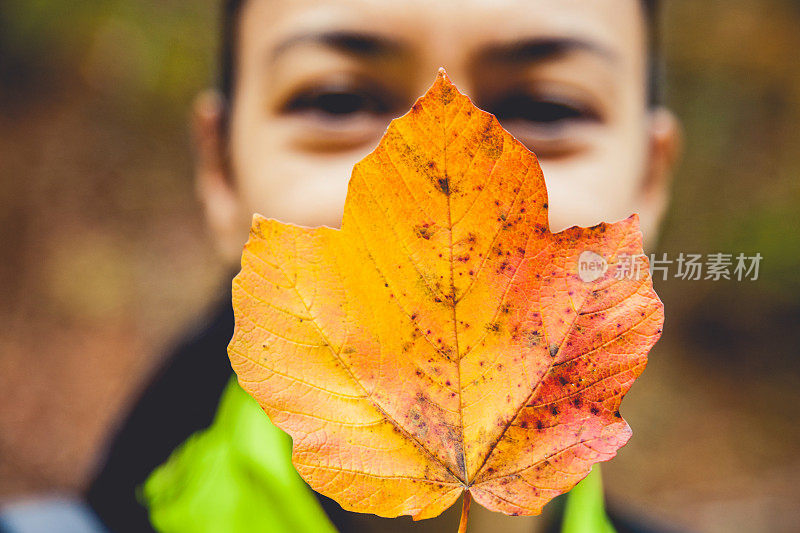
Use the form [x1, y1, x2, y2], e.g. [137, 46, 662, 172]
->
[484, 89, 603, 158]
[275, 77, 406, 151]
[489, 91, 600, 125]
[280, 81, 394, 120]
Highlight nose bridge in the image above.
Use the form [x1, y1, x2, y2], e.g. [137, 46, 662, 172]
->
[414, 37, 475, 100]
[404, 1, 479, 99]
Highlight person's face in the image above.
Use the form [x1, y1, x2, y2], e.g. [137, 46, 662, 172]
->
[196, 0, 680, 261]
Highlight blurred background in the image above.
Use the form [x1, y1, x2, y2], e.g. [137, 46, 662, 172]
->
[0, 1, 798, 532]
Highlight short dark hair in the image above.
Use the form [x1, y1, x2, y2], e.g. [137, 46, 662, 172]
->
[220, 0, 661, 106]
[220, 0, 245, 104]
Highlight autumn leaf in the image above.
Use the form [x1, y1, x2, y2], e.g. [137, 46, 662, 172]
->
[228, 69, 663, 526]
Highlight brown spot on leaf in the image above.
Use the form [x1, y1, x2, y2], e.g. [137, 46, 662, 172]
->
[414, 224, 434, 240]
[526, 330, 541, 347]
[437, 177, 451, 195]
[486, 322, 502, 334]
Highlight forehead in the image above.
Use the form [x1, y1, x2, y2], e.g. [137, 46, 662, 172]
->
[238, 0, 646, 65]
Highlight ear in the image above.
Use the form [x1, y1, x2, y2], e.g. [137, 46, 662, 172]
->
[193, 90, 246, 262]
[639, 107, 682, 239]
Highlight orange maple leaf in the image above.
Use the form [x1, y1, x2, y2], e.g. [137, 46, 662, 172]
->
[229, 70, 663, 526]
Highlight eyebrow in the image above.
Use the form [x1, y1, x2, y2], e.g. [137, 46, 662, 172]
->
[479, 37, 618, 64]
[271, 30, 407, 63]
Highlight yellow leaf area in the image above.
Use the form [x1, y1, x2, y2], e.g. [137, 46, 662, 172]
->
[229, 70, 663, 521]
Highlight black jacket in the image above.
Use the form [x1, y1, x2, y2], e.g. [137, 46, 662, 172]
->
[86, 295, 674, 533]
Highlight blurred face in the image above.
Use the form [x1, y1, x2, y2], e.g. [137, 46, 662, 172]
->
[196, 0, 679, 260]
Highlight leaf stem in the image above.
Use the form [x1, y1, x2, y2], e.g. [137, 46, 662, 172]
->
[458, 491, 472, 533]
